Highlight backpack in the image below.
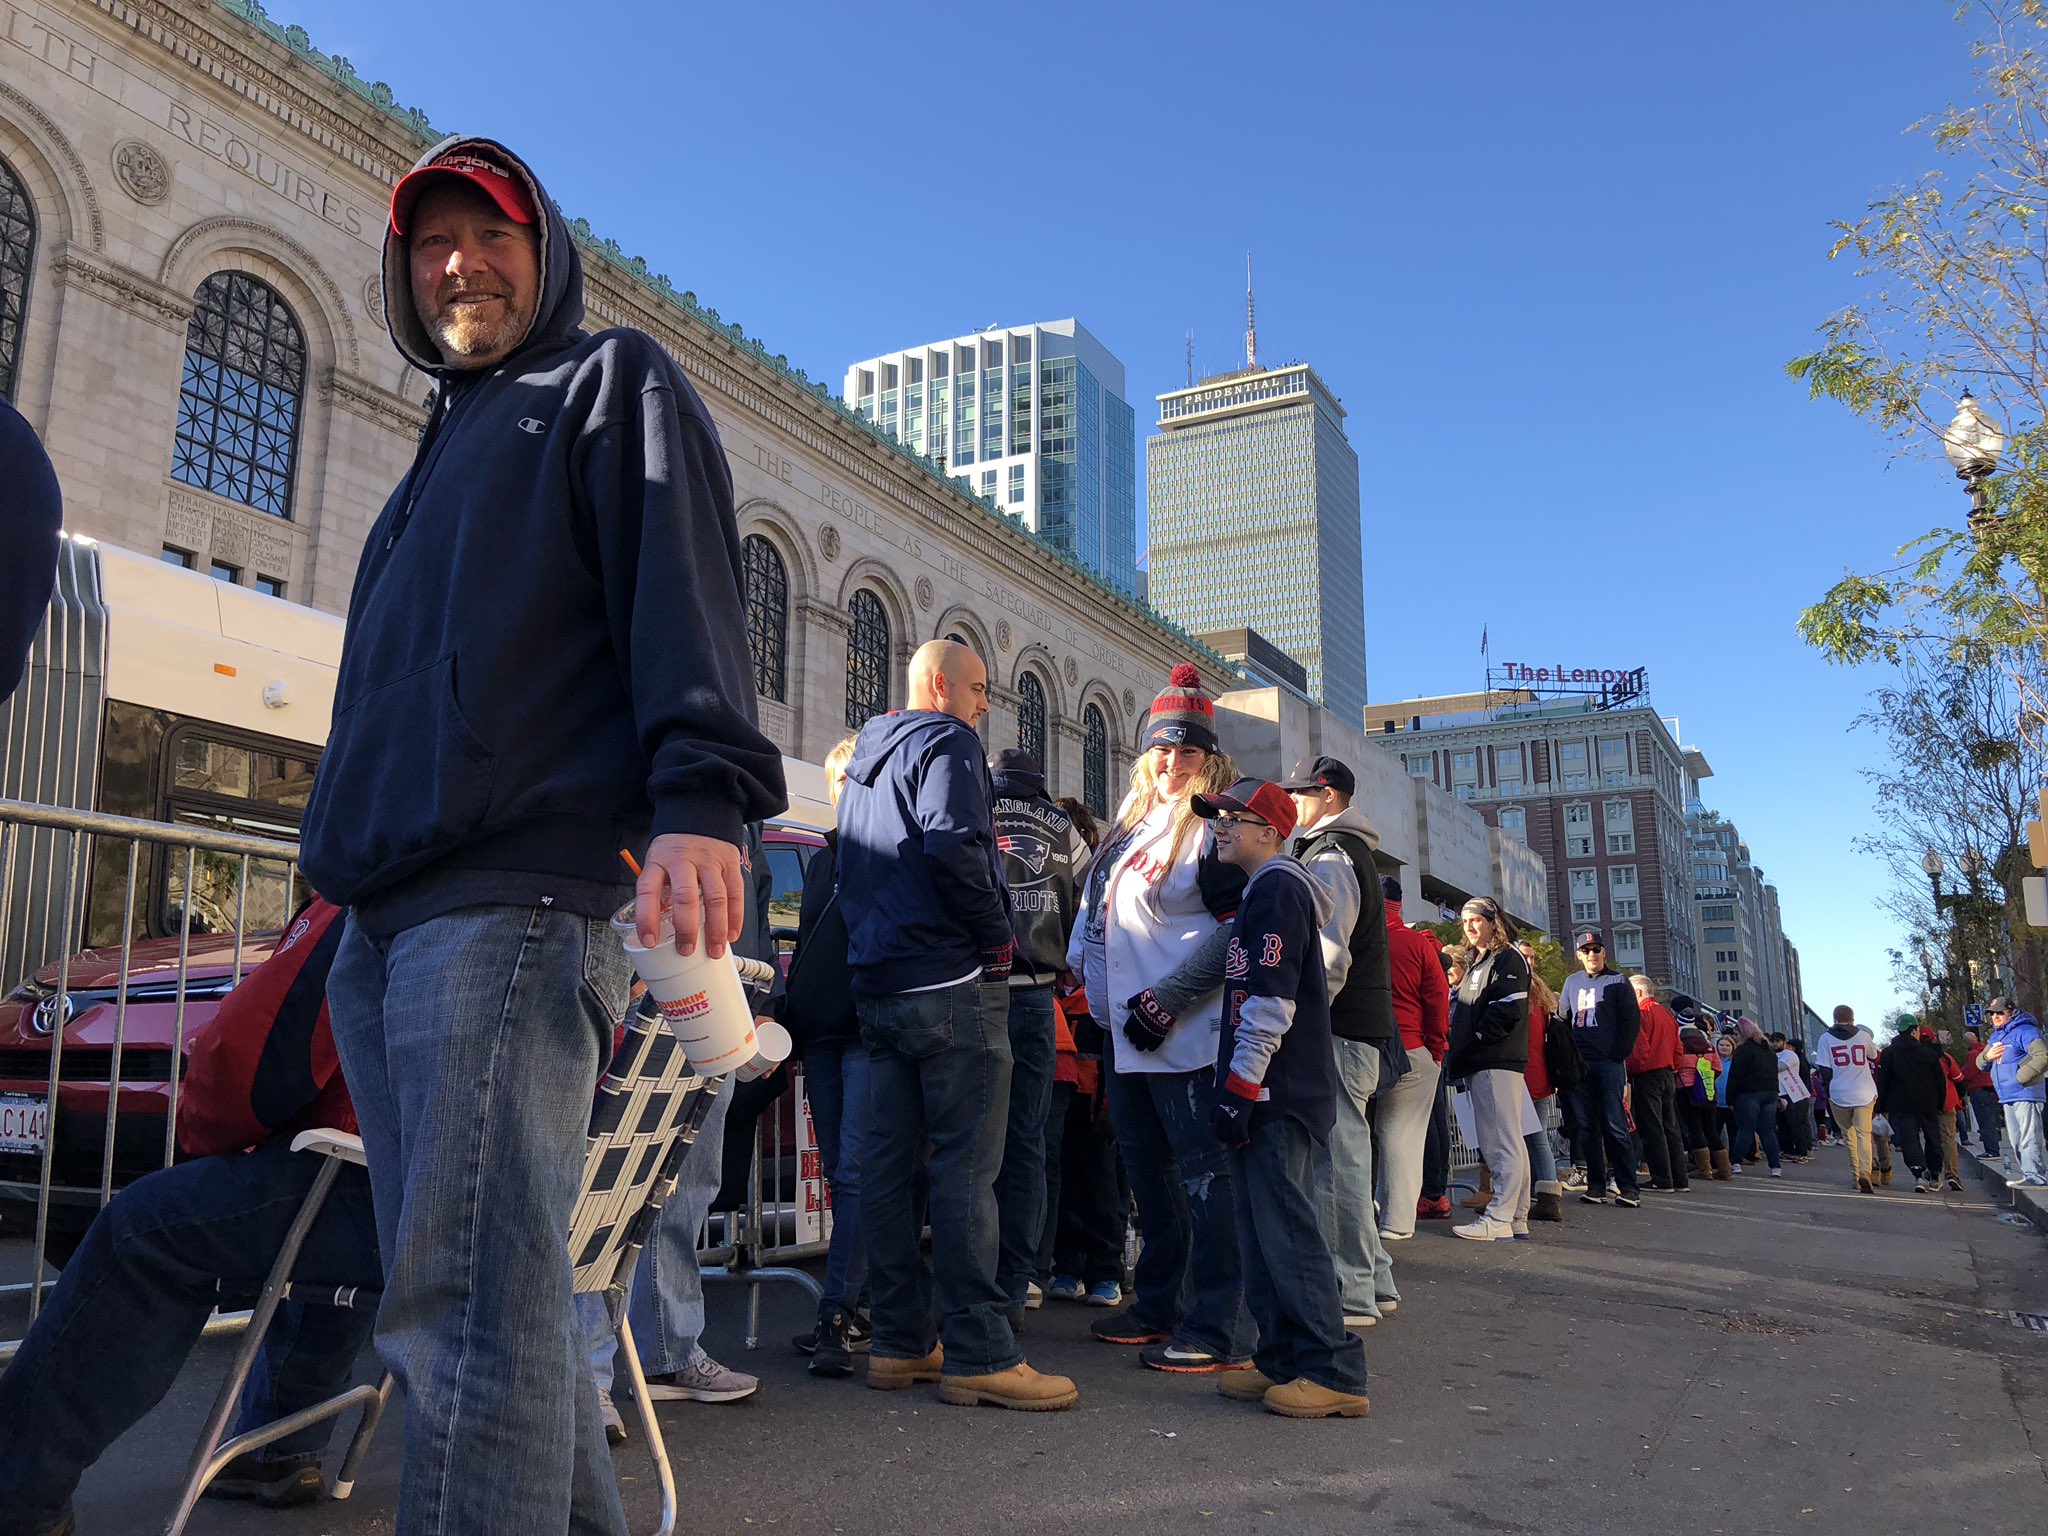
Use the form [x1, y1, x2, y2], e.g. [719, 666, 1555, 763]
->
[1544, 1011, 1588, 1092]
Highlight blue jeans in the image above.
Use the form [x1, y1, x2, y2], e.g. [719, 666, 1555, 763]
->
[1231, 1113, 1368, 1394]
[1524, 1100, 1560, 1187]
[0, 1139, 378, 1524]
[575, 1082, 733, 1391]
[1313, 1039, 1395, 1314]
[1421, 1069, 1451, 1201]
[1731, 1088, 1783, 1171]
[805, 1038, 874, 1319]
[996, 986, 1057, 1307]
[1106, 1063, 1254, 1359]
[1570, 1060, 1639, 1197]
[329, 906, 627, 1536]
[2006, 1099, 2048, 1182]
[1970, 1088, 2003, 1155]
[857, 978, 1018, 1376]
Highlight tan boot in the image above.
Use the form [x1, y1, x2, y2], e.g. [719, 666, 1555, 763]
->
[937, 1361, 1079, 1411]
[1692, 1149, 1713, 1181]
[1461, 1168, 1494, 1209]
[1217, 1367, 1279, 1402]
[1264, 1377, 1371, 1419]
[866, 1344, 943, 1391]
[1711, 1149, 1733, 1181]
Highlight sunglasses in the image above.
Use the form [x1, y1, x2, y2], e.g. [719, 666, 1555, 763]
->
[1578, 945, 1605, 954]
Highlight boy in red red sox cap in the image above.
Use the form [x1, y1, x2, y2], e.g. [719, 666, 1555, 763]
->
[1194, 778, 1371, 1420]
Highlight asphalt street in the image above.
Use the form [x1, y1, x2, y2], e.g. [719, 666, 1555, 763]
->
[12, 1144, 2048, 1536]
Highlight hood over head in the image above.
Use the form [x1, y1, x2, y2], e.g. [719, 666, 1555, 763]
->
[382, 135, 586, 377]
[846, 710, 981, 787]
[991, 766, 1048, 800]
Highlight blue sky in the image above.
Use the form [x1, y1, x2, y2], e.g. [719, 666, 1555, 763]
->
[272, 0, 1989, 1017]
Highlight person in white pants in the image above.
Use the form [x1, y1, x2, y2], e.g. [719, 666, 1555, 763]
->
[1443, 897, 1532, 1241]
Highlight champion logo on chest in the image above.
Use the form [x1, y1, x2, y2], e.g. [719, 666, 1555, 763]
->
[517, 417, 547, 435]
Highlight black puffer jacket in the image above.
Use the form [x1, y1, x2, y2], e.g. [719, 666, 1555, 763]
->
[1877, 1030, 1948, 1119]
[1724, 1037, 1780, 1100]
[1447, 943, 1530, 1078]
[780, 832, 857, 1050]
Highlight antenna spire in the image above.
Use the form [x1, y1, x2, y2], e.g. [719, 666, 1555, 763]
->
[1245, 253, 1257, 370]
[1186, 330, 1194, 388]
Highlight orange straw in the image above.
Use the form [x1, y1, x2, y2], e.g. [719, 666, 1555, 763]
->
[619, 848, 643, 877]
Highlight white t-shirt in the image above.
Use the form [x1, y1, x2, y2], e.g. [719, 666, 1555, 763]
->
[1814, 1028, 1877, 1108]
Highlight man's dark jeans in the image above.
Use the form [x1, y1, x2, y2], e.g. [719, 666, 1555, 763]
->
[995, 985, 1056, 1307]
[1891, 1110, 1943, 1179]
[1631, 1068, 1688, 1188]
[1229, 1112, 1367, 1394]
[1731, 1088, 1783, 1170]
[1571, 1059, 1639, 1197]
[858, 977, 1019, 1376]
[0, 1139, 378, 1526]
[1039, 1079, 1127, 1286]
[1971, 1087, 2004, 1155]
[1421, 1070, 1451, 1202]
[1105, 1064, 1254, 1359]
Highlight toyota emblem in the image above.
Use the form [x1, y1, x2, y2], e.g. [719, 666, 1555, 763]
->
[29, 992, 71, 1037]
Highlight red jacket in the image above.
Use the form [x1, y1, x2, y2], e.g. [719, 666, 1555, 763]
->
[1384, 899, 1449, 1062]
[1627, 997, 1683, 1077]
[1525, 997, 1553, 1101]
[178, 897, 353, 1157]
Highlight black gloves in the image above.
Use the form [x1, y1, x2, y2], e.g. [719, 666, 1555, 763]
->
[1123, 988, 1177, 1052]
[1211, 1073, 1260, 1148]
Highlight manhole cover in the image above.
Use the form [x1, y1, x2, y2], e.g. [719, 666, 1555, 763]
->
[2007, 1311, 2048, 1331]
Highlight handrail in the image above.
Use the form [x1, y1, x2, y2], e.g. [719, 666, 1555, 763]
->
[0, 799, 302, 861]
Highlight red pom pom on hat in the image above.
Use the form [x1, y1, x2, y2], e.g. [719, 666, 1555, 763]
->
[1168, 662, 1203, 689]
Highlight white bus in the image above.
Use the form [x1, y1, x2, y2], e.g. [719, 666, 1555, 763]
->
[0, 536, 829, 988]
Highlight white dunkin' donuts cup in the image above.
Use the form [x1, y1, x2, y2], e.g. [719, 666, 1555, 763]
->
[612, 904, 758, 1077]
[735, 1020, 792, 1083]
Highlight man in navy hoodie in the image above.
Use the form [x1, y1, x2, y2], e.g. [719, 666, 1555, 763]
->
[298, 139, 785, 1535]
[837, 639, 1077, 1411]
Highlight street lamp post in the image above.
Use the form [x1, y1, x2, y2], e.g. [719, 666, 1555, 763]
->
[1925, 848, 1982, 1015]
[1944, 390, 2005, 543]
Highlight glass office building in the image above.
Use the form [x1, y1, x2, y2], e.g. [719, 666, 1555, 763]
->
[1147, 363, 1367, 723]
[844, 319, 1137, 595]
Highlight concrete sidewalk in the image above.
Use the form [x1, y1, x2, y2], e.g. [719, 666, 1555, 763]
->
[11, 1140, 2048, 1535]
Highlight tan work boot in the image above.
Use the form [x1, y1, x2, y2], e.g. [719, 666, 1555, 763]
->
[1217, 1367, 1278, 1402]
[937, 1362, 1079, 1411]
[866, 1344, 943, 1391]
[1461, 1167, 1494, 1209]
[1264, 1377, 1371, 1419]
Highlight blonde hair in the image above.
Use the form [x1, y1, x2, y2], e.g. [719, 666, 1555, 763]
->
[1529, 969, 1559, 1018]
[1116, 745, 1238, 864]
[824, 735, 858, 810]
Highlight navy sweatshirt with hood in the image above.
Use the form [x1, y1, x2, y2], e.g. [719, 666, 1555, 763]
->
[299, 137, 786, 931]
[837, 710, 1011, 994]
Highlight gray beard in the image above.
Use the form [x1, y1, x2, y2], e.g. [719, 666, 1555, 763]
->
[429, 299, 531, 364]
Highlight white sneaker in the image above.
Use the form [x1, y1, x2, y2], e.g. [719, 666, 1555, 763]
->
[1452, 1217, 1515, 1242]
[1342, 1312, 1380, 1328]
[641, 1355, 761, 1403]
[1378, 1229, 1413, 1242]
[1376, 1298, 1398, 1315]
[598, 1389, 627, 1446]
[1025, 1281, 1044, 1310]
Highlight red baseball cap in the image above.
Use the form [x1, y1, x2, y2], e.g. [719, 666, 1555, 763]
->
[1192, 778, 1298, 840]
[390, 149, 537, 236]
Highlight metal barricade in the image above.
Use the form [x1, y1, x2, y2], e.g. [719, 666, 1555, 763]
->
[700, 1064, 822, 1348]
[0, 798, 297, 1361]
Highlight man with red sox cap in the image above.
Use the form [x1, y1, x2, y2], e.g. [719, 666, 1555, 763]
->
[298, 138, 785, 1533]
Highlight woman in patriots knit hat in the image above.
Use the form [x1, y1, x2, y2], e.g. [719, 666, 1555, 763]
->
[1066, 664, 1255, 1374]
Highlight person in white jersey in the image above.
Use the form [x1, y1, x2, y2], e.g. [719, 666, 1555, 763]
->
[1816, 1005, 1878, 1193]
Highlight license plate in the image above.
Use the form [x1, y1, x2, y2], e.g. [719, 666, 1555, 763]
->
[0, 1093, 49, 1155]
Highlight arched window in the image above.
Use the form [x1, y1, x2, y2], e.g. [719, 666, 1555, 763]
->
[0, 155, 35, 403]
[741, 534, 788, 702]
[1084, 703, 1109, 820]
[171, 272, 307, 519]
[845, 588, 890, 729]
[1017, 671, 1047, 766]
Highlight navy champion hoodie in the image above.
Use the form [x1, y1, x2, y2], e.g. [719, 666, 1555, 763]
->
[837, 710, 1011, 994]
[299, 137, 786, 931]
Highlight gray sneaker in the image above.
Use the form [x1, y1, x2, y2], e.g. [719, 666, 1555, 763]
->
[598, 1389, 628, 1446]
[641, 1355, 761, 1404]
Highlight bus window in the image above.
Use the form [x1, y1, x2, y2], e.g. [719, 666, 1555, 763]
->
[156, 724, 316, 937]
[766, 843, 806, 950]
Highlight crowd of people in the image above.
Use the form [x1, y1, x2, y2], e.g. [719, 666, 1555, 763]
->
[0, 133, 2037, 1536]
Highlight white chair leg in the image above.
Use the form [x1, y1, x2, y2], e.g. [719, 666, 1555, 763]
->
[616, 1315, 677, 1536]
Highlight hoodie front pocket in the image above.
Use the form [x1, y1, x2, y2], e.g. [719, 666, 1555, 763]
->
[302, 652, 499, 900]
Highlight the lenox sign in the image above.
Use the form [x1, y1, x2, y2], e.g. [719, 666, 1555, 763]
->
[1496, 663, 1646, 689]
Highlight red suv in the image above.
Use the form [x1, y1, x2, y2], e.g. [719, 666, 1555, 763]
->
[0, 822, 827, 1254]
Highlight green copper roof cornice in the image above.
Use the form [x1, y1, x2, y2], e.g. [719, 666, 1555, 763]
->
[206, 0, 1230, 679]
